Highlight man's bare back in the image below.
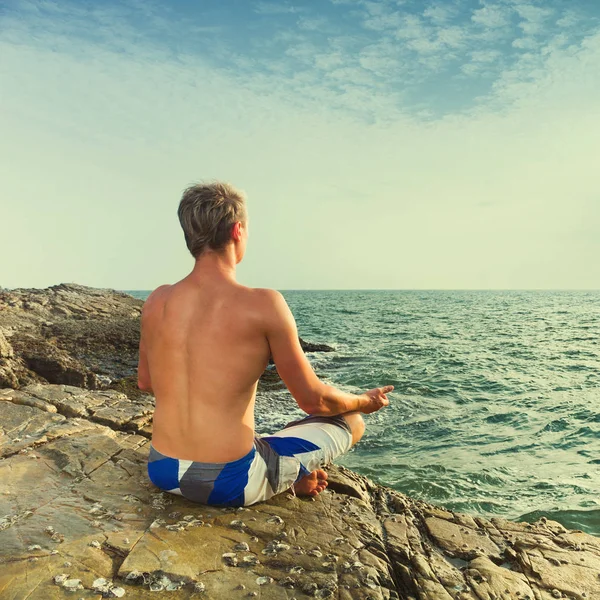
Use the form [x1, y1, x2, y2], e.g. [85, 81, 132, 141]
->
[139, 277, 272, 462]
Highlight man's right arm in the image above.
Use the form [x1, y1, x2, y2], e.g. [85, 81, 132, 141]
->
[260, 289, 387, 416]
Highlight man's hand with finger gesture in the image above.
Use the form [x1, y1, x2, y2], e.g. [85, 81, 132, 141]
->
[359, 385, 394, 414]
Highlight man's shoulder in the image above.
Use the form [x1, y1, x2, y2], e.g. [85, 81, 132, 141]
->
[246, 287, 283, 307]
[250, 287, 280, 298]
[142, 285, 172, 310]
[151, 284, 172, 296]
[239, 288, 286, 322]
[148, 284, 171, 299]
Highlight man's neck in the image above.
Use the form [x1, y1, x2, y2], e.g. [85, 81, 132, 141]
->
[189, 250, 237, 283]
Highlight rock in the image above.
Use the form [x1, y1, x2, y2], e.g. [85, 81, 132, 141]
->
[1, 384, 598, 599]
[92, 577, 112, 593]
[298, 338, 335, 354]
[0, 328, 14, 359]
[234, 541, 250, 552]
[11, 334, 100, 388]
[222, 552, 238, 566]
[0, 327, 20, 388]
[63, 578, 83, 591]
[0, 284, 144, 391]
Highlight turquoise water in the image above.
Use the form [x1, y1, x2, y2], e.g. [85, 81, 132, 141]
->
[127, 289, 599, 535]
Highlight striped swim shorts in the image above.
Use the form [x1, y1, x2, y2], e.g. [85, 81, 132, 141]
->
[147, 414, 353, 507]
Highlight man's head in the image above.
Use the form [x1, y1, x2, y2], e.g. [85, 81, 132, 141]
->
[177, 181, 248, 262]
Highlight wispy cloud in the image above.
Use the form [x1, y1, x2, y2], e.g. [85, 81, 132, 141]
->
[514, 3, 553, 35]
[297, 16, 329, 31]
[423, 4, 459, 26]
[471, 4, 511, 28]
[556, 11, 579, 28]
[3, 0, 599, 121]
[254, 2, 301, 15]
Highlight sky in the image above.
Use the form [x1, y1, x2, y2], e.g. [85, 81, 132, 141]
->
[1, 0, 599, 291]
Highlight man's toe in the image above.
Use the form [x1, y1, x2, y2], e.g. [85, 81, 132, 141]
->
[316, 469, 328, 480]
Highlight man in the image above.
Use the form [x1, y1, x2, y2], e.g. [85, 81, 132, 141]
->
[138, 181, 393, 506]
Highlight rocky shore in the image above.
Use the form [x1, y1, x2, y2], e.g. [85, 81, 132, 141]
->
[1, 284, 598, 599]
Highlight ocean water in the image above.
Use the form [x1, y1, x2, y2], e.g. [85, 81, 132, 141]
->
[127, 289, 599, 535]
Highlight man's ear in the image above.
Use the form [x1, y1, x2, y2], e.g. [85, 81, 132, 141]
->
[232, 221, 242, 240]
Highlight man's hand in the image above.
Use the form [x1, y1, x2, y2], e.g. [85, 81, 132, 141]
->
[358, 385, 394, 414]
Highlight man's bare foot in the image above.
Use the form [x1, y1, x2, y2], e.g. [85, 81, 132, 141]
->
[292, 469, 328, 497]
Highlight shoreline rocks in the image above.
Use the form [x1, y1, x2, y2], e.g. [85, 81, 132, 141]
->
[1, 383, 599, 599]
[0, 283, 143, 390]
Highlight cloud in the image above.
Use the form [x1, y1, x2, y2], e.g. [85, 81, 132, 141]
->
[315, 51, 345, 70]
[395, 14, 426, 40]
[461, 48, 502, 75]
[471, 4, 510, 28]
[471, 49, 502, 63]
[460, 62, 481, 76]
[511, 37, 538, 50]
[3, 0, 599, 123]
[514, 3, 554, 35]
[297, 16, 329, 31]
[362, 2, 404, 32]
[476, 27, 600, 113]
[359, 41, 400, 74]
[254, 2, 300, 15]
[556, 11, 579, 28]
[423, 4, 458, 26]
[436, 25, 465, 49]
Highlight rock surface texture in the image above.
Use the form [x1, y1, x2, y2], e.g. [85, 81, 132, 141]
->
[1, 384, 599, 600]
[1, 284, 598, 599]
[0, 283, 144, 391]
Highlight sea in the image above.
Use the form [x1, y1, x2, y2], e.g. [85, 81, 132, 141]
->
[125, 289, 599, 536]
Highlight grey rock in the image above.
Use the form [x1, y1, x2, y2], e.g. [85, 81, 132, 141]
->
[1, 385, 599, 600]
[233, 541, 250, 551]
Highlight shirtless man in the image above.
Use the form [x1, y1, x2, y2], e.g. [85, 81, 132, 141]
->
[138, 182, 393, 506]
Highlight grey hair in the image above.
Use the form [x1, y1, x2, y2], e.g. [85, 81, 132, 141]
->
[177, 181, 247, 259]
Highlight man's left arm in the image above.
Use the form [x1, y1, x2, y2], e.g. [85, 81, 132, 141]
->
[137, 332, 153, 393]
[137, 285, 171, 393]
